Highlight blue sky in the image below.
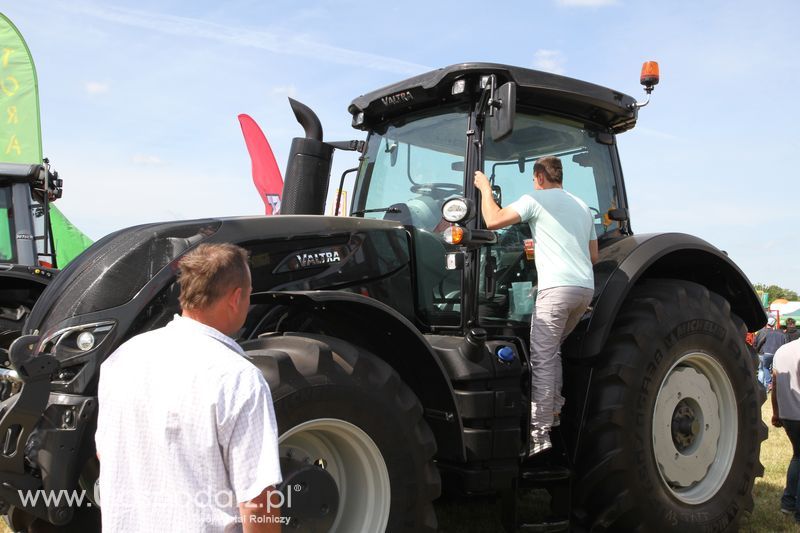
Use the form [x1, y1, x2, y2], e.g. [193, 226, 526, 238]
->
[2, 0, 799, 291]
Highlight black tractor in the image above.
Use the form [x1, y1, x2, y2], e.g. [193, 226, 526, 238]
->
[0, 63, 765, 532]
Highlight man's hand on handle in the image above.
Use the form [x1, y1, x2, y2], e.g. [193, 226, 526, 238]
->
[473, 170, 492, 194]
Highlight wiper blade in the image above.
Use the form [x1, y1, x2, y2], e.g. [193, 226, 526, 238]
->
[352, 207, 401, 217]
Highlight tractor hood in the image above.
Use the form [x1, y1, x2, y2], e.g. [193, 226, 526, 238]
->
[26, 215, 414, 349]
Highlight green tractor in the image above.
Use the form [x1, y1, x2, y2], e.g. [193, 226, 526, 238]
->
[0, 161, 61, 350]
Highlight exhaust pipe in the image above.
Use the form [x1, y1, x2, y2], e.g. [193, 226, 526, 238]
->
[281, 98, 333, 215]
[288, 98, 323, 141]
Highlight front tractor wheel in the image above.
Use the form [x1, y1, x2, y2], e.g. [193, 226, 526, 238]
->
[279, 418, 391, 532]
[575, 280, 765, 532]
[244, 334, 440, 533]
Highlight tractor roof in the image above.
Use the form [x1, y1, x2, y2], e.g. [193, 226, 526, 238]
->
[0, 162, 42, 185]
[349, 62, 639, 133]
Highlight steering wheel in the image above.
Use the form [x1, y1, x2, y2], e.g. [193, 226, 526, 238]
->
[410, 182, 463, 195]
[495, 223, 529, 248]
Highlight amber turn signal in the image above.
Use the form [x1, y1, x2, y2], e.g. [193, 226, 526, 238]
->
[640, 61, 660, 88]
[444, 225, 465, 245]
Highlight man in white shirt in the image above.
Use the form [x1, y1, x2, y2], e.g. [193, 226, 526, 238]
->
[771, 338, 800, 524]
[475, 156, 598, 456]
[96, 243, 282, 532]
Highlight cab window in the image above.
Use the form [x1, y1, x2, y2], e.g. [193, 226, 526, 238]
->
[479, 112, 617, 325]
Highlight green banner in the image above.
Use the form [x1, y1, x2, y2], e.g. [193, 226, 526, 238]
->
[0, 207, 11, 260]
[0, 13, 42, 165]
[50, 205, 93, 267]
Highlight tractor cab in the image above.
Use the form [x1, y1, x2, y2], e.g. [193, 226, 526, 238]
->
[0, 161, 61, 269]
[311, 63, 642, 334]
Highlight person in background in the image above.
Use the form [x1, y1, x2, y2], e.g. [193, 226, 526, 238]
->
[771, 335, 800, 524]
[786, 318, 800, 343]
[757, 317, 787, 392]
[96, 243, 282, 532]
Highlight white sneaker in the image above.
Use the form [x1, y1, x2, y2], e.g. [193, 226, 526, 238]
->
[528, 433, 552, 457]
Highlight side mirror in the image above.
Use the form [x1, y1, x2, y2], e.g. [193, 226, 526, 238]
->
[489, 82, 516, 142]
[387, 141, 399, 167]
[607, 208, 629, 222]
[572, 152, 595, 168]
[491, 185, 502, 207]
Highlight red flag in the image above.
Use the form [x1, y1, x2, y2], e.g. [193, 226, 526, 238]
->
[238, 114, 283, 215]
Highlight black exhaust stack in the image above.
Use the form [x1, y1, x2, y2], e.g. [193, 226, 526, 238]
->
[280, 98, 333, 215]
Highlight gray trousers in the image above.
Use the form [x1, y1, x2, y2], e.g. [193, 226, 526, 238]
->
[529, 286, 593, 436]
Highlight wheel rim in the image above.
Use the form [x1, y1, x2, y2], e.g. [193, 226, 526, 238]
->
[280, 418, 391, 533]
[652, 352, 738, 504]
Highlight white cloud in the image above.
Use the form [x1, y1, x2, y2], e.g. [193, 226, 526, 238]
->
[64, 4, 431, 76]
[271, 85, 297, 98]
[533, 50, 566, 75]
[84, 81, 109, 95]
[131, 154, 164, 165]
[635, 127, 680, 142]
[54, 163, 261, 240]
[557, 0, 619, 6]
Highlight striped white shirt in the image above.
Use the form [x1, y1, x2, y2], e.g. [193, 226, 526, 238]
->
[96, 315, 282, 532]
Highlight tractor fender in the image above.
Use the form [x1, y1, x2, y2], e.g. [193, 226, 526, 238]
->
[579, 232, 765, 360]
[252, 290, 467, 462]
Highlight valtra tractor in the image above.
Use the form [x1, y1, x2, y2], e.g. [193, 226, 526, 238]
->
[0, 62, 765, 532]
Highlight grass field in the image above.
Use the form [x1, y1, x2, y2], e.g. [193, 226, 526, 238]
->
[437, 399, 799, 532]
[740, 399, 798, 532]
[0, 401, 794, 532]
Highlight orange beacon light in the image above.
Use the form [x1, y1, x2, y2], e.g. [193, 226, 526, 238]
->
[640, 61, 660, 92]
[632, 61, 660, 109]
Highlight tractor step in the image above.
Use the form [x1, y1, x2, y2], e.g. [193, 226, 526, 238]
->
[501, 464, 572, 532]
[519, 519, 570, 532]
[520, 465, 571, 487]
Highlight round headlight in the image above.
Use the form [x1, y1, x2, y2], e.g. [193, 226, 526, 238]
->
[76, 331, 96, 351]
[442, 198, 469, 223]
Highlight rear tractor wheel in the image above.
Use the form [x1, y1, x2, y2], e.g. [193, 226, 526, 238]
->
[575, 280, 766, 531]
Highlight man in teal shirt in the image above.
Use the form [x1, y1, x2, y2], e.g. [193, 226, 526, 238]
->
[475, 156, 598, 456]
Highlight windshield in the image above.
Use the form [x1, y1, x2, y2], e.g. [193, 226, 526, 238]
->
[351, 108, 469, 328]
[485, 112, 619, 237]
[352, 107, 468, 232]
[479, 112, 619, 326]
[0, 187, 14, 261]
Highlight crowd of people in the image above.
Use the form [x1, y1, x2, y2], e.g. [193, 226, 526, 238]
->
[753, 316, 800, 524]
[752, 317, 799, 392]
